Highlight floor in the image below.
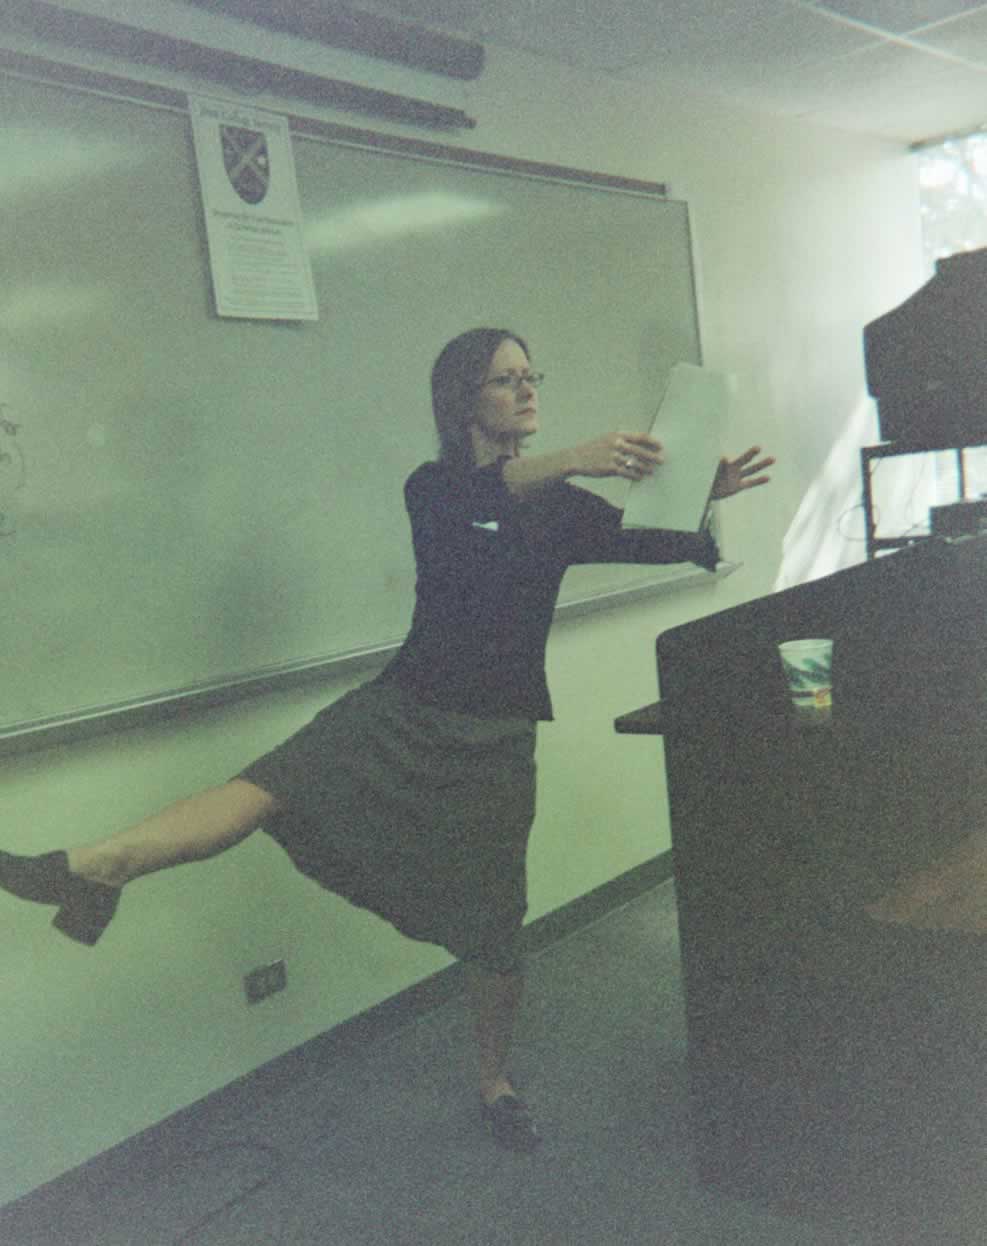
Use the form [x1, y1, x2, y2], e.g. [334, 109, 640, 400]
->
[2, 881, 983, 1246]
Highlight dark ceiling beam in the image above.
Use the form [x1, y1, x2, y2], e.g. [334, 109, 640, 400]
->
[3, 0, 476, 128]
[183, 1, 485, 81]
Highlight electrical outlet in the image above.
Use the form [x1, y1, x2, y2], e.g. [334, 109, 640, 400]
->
[244, 960, 287, 1005]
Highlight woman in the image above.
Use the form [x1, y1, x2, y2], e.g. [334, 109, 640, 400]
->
[0, 328, 772, 1153]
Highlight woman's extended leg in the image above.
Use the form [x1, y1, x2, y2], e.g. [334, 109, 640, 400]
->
[68, 779, 278, 887]
[0, 779, 277, 943]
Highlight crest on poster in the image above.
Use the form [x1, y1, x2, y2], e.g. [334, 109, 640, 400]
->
[221, 126, 269, 205]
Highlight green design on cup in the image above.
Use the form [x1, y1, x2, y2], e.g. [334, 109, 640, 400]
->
[781, 657, 831, 690]
[779, 640, 833, 714]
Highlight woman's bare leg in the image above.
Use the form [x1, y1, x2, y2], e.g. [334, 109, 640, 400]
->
[465, 962, 524, 1103]
[67, 780, 278, 889]
[467, 963, 540, 1150]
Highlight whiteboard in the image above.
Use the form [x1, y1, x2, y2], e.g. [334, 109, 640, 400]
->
[0, 67, 703, 749]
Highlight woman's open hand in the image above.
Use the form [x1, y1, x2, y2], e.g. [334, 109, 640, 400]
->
[710, 447, 774, 500]
[511, 435, 772, 498]
[570, 432, 664, 480]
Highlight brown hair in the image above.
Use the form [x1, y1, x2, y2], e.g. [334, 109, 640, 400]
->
[431, 328, 529, 474]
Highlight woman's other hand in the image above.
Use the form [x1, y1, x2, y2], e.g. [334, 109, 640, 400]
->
[570, 432, 664, 480]
[710, 447, 774, 499]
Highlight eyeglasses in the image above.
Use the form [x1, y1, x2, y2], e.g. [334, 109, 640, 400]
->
[479, 371, 545, 392]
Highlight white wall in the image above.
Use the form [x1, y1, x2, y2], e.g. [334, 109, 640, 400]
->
[0, 1, 924, 1204]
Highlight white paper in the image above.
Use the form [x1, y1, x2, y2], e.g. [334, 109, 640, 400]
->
[189, 95, 318, 321]
[621, 362, 728, 532]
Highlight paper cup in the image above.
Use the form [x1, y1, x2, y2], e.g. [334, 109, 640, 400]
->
[778, 638, 833, 722]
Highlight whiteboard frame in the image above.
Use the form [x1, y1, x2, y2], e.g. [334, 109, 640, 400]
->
[0, 562, 736, 757]
[0, 48, 718, 757]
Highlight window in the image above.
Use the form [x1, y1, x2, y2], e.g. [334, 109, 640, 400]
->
[919, 133, 987, 269]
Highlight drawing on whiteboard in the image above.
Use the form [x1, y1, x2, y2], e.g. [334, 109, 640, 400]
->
[0, 408, 25, 539]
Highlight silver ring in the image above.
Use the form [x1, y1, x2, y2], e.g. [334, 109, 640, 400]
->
[624, 456, 635, 469]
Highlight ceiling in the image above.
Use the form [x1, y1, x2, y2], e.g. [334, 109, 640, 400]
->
[358, 0, 987, 145]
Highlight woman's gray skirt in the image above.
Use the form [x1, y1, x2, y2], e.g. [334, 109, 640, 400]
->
[237, 677, 537, 972]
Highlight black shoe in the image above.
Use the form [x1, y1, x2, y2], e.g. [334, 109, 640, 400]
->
[0, 850, 120, 945]
[480, 1094, 541, 1153]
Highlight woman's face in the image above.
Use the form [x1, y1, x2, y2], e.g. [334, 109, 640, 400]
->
[469, 338, 540, 466]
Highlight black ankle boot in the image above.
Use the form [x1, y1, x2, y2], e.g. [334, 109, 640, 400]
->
[0, 850, 120, 945]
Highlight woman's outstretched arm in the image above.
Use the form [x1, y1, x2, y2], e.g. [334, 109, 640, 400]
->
[501, 431, 664, 496]
[502, 434, 773, 499]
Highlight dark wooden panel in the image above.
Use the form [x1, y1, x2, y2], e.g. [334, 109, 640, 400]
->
[659, 536, 987, 1209]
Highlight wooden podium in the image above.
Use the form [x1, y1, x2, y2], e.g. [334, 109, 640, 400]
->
[654, 536, 987, 1210]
